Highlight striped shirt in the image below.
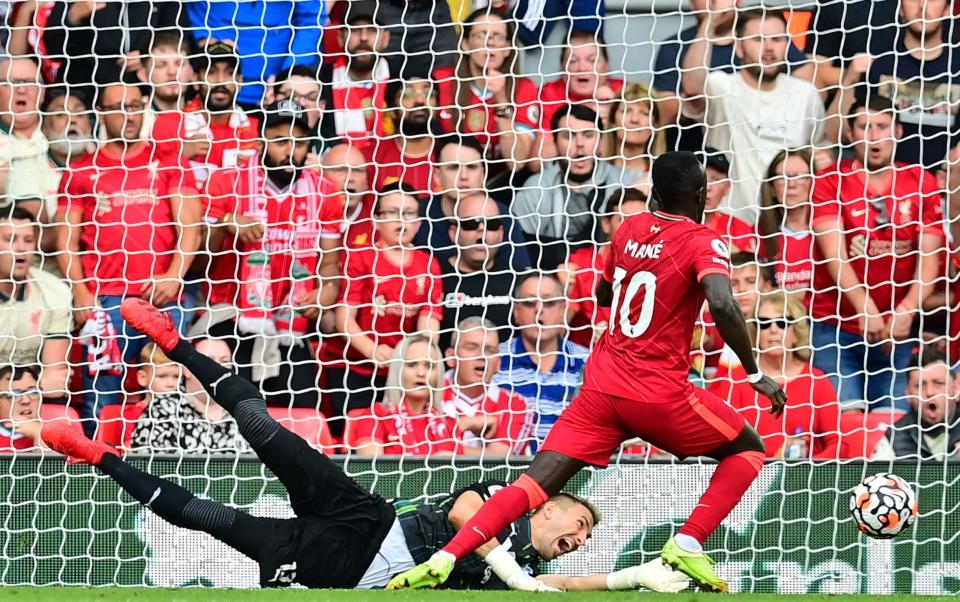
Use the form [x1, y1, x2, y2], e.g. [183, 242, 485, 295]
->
[493, 337, 589, 452]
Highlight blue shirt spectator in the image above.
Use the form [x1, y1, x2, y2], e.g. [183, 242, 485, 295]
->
[491, 275, 588, 452]
[187, 1, 327, 107]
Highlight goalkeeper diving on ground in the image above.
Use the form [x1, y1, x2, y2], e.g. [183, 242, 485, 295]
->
[39, 298, 689, 593]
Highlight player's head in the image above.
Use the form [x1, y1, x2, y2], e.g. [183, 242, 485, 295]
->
[0, 207, 38, 282]
[0, 365, 40, 426]
[513, 274, 566, 349]
[384, 334, 444, 409]
[701, 147, 731, 212]
[144, 30, 193, 108]
[906, 348, 959, 428]
[137, 342, 182, 396]
[447, 317, 500, 390]
[530, 492, 601, 561]
[600, 187, 647, 239]
[649, 151, 708, 222]
[847, 95, 901, 171]
[183, 338, 232, 403]
[735, 9, 789, 81]
[730, 252, 774, 316]
[753, 292, 810, 362]
[373, 181, 421, 247]
[451, 194, 505, 272]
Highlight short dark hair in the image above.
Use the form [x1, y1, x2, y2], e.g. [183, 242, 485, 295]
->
[40, 85, 91, 114]
[95, 75, 150, 109]
[847, 95, 899, 129]
[550, 103, 602, 136]
[603, 187, 648, 214]
[274, 64, 321, 93]
[0, 365, 39, 384]
[910, 348, 954, 376]
[735, 8, 788, 39]
[650, 151, 705, 212]
[373, 180, 420, 213]
[730, 251, 774, 285]
[432, 134, 486, 163]
[385, 65, 434, 110]
[560, 30, 609, 66]
[5, 206, 36, 223]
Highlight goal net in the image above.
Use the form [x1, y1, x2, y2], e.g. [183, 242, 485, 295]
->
[0, 0, 957, 594]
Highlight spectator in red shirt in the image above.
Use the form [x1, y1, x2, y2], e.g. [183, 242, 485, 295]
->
[349, 333, 457, 456]
[318, 0, 391, 150]
[810, 95, 944, 411]
[710, 293, 841, 459]
[601, 82, 667, 178]
[435, 8, 539, 170]
[700, 148, 756, 255]
[330, 182, 443, 429]
[58, 79, 200, 426]
[563, 187, 647, 347]
[202, 100, 343, 409]
[364, 71, 440, 197]
[442, 316, 530, 456]
[152, 41, 260, 190]
[539, 30, 624, 154]
[757, 148, 817, 304]
[0, 365, 46, 452]
[321, 141, 374, 249]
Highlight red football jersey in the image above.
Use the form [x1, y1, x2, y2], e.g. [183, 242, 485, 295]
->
[567, 245, 609, 348]
[204, 165, 344, 308]
[0, 426, 35, 452]
[539, 76, 625, 136]
[434, 66, 541, 150]
[340, 245, 444, 375]
[363, 137, 436, 197]
[57, 143, 196, 297]
[811, 160, 944, 334]
[441, 374, 530, 455]
[774, 229, 815, 303]
[581, 210, 732, 401]
[704, 211, 757, 255]
[350, 401, 458, 456]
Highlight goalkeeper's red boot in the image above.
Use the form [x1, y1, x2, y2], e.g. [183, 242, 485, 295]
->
[41, 422, 118, 466]
[120, 298, 180, 353]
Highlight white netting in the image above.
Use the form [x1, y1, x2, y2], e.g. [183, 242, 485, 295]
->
[0, 0, 957, 593]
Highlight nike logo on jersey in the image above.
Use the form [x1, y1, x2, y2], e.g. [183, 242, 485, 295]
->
[851, 208, 867, 217]
[146, 487, 162, 508]
[472, 526, 488, 540]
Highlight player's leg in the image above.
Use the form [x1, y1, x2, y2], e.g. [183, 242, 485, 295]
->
[42, 423, 264, 560]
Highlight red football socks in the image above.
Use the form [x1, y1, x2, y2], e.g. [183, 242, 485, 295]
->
[679, 450, 765, 544]
[443, 474, 548, 560]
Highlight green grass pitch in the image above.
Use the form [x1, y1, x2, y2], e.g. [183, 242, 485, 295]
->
[0, 589, 954, 602]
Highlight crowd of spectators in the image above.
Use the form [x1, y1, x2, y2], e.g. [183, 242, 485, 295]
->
[0, 0, 957, 461]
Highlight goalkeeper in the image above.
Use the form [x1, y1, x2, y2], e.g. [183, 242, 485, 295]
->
[41, 299, 688, 593]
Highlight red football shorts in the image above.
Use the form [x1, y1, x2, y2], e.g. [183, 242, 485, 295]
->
[540, 385, 746, 466]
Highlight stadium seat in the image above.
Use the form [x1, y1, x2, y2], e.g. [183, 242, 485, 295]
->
[342, 408, 376, 451]
[838, 410, 905, 458]
[267, 408, 338, 452]
[95, 402, 147, 449]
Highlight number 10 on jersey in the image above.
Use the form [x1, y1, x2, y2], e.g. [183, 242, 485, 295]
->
[609, 267, 657, 338]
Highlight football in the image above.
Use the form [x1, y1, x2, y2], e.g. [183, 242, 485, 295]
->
[850, 473, 919, 539]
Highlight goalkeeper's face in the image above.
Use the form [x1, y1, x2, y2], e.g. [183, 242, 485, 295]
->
[531, 500, 595, 561]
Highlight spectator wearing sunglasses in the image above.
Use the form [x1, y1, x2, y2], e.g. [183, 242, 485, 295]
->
[810, 96, 944, 411]
[493, 274, 588, 453]
[0, 365, 46, 452]
[437, 194, 516, 351]
[710, 293, 841, 459]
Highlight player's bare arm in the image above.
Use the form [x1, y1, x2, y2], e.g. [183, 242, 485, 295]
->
[701, 273, 787, 416]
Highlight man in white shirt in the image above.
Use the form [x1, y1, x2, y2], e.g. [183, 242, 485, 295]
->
[681, 8, 834, 223]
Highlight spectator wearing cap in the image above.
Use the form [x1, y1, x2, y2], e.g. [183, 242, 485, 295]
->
[757, 148, 817, 303]
[330, 182, 442, 434]
[433, 8, 540, 171]
[682, 9, 832, 224]
[363, 69, 442, 197]
[810, 96, 944, 412]
[652, 0, 813, 150]
[185, 1, 327, 108]
[512, 103, 640, 270]
[201, 100, 344, 409]
[414, 135, 530, 271]
[152, 41, 260, 191]
[57, 80, 200, 429]
[701, 148, 757, 255]
[318, 0, 391, 151]
[43, 2, 189, 97]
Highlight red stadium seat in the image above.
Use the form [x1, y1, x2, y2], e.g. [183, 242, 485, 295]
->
[839, 410, 905, 458]
[267, 408, 338, 452]
[342, 408, 375, 451]
[96, 402, 147, 449]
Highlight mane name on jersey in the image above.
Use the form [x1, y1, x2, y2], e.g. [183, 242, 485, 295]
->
[624, 239, 664, 259]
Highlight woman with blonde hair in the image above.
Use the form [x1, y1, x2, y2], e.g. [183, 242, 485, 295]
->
[348, 334, 458, 457]
[602, 82, 668, 176]
[709, 292, 841, 459]
[757, 148, 817, 303]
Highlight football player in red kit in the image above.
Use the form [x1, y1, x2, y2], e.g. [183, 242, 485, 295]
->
[388, 152, 787, 593]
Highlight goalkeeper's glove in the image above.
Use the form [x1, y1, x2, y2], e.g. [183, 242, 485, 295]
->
[606, 559, 691, 592]
[484, 544, 561, 592]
